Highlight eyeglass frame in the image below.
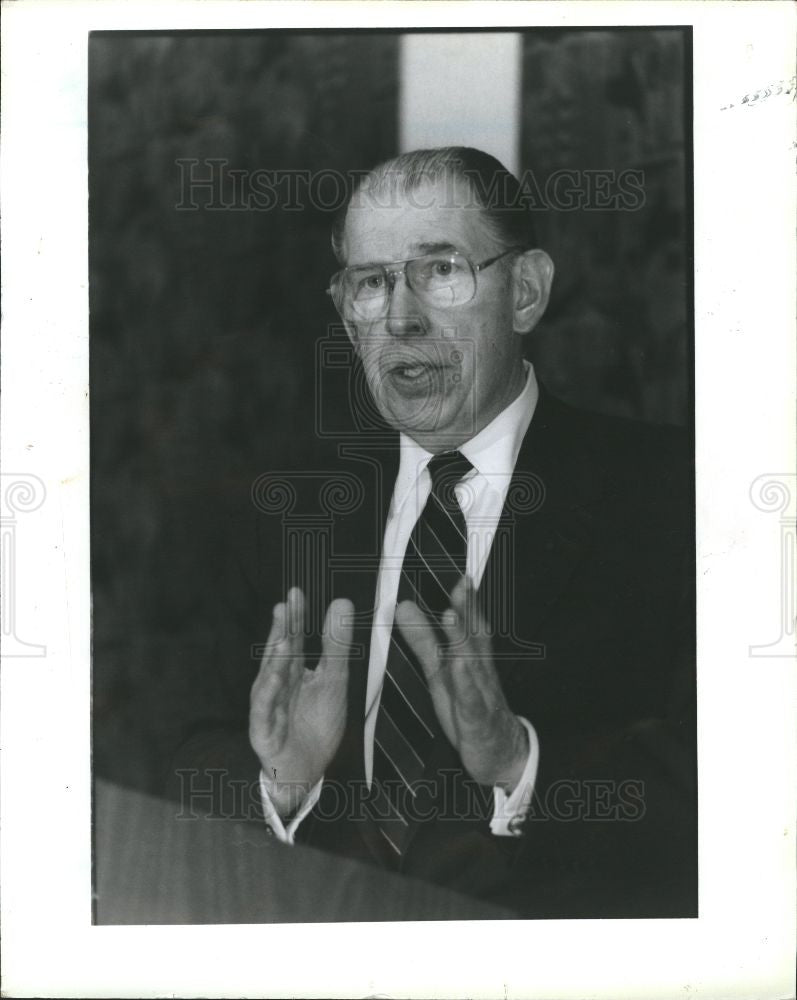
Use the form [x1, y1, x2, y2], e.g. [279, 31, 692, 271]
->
[326, 246, 526, 317]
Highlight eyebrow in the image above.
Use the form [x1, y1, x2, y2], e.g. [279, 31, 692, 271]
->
[344, 242, 461, 270]
[413, 241, 459, 255]
[350, 240, 458, 267]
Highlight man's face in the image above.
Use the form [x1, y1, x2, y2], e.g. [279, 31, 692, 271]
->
[339, 176, 532, 452]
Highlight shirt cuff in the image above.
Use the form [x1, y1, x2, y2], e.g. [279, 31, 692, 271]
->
[489, 716, 539, 837]
[258, 770, 323, 844]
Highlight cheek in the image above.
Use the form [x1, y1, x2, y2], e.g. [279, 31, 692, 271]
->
[349, 324, 378, 360]
[343, 321, 361, 352]
[472, 325, 517, 388]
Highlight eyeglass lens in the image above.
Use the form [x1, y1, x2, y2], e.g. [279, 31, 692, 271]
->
[336, 252, 476, 318]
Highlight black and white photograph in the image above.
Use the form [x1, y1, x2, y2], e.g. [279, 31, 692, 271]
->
[90, 26, 696, 924]
[1, 3, 794, 998]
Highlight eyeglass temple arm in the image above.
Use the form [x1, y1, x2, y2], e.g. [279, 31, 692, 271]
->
[474, 247, 526, 272]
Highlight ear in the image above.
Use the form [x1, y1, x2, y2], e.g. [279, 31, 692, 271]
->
[512, 249, 555, 334]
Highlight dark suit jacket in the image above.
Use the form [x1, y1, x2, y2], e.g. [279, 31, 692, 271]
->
[171, 385, 697, 919]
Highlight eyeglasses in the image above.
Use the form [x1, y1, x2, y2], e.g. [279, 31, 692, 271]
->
[327, 248, 523, 321]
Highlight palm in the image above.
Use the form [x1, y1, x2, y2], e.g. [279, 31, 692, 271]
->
[250, 589, 352, 795]
[254, 658, 347, 784]
[428, 630, 518, 786]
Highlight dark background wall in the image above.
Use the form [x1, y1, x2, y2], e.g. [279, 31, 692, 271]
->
[89, 29, 691, 792]
[522, 29, 689, 422]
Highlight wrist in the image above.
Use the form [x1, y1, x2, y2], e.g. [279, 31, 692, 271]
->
[262, 772, 316, 819]
[494, 717, 530, 793]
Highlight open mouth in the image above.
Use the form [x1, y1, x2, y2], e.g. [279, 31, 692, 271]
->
[385, 356, 447, 380]
[391, 362, 436, 380]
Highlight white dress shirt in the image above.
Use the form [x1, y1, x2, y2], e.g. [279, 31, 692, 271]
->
[261, 362, 541, 843]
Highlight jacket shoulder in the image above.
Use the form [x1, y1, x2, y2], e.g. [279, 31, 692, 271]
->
[530, 389, 692, 511]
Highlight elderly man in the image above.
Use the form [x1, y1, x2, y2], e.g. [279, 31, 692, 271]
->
[182, 147, 695, 918]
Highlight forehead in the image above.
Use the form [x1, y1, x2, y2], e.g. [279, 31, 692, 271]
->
[341, 175, 496, 266]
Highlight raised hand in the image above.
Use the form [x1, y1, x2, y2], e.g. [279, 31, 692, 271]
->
[396, 576, 528, 790]
[249, 587, 353, 816]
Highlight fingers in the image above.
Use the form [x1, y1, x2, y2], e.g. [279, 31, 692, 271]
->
[250, 636, 290, 740]
[254, 589, 306, 695]
[319, 598, 354, 681]
[396, 600, 443, 683]
[260, 588, 306, 662]
[285, 586, 306, 648]
[263, 600, 286, 655]
[448, 574, 470, 614]
[446, 575, 489, 641]
[439, 610, 484, 713]
[441, 577, 505, 712]
[397, 597, 488, 746]
[441, 577, 486, 665]
[257, 603, 290, 679]
[441, 596, 467, 650]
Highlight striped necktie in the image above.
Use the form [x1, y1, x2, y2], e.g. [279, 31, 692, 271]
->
[371, 450, 474, 861]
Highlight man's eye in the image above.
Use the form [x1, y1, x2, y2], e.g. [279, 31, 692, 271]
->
[419, 257, 461, 282]
[356, 272, 385, 293]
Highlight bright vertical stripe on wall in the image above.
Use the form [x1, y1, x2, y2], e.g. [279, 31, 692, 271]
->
[399, 33, 522, 175]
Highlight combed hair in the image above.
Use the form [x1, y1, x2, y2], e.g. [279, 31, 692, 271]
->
[331, 146, 537, 263]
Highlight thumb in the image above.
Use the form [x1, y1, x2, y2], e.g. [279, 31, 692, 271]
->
[320, 598, 354, 673]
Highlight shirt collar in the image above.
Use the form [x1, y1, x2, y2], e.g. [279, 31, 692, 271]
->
[393, 361, 539, 511]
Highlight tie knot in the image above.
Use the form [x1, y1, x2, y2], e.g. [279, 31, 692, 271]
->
[426, 451, 473, 505]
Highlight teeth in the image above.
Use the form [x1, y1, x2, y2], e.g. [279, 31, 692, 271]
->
[399, 365, 425, 377]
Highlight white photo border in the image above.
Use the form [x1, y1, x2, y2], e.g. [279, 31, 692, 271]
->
[1, 2, 795, 998]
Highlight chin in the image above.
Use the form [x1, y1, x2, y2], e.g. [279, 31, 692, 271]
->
[376, 386, 446, 432]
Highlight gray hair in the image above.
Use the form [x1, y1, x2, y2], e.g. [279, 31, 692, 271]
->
[331, 146, 536, 263]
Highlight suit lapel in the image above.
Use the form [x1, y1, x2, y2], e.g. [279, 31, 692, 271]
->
[481, 385, 599, 664]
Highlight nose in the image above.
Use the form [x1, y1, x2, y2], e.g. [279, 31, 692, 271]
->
[384, 269, 426, 338]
